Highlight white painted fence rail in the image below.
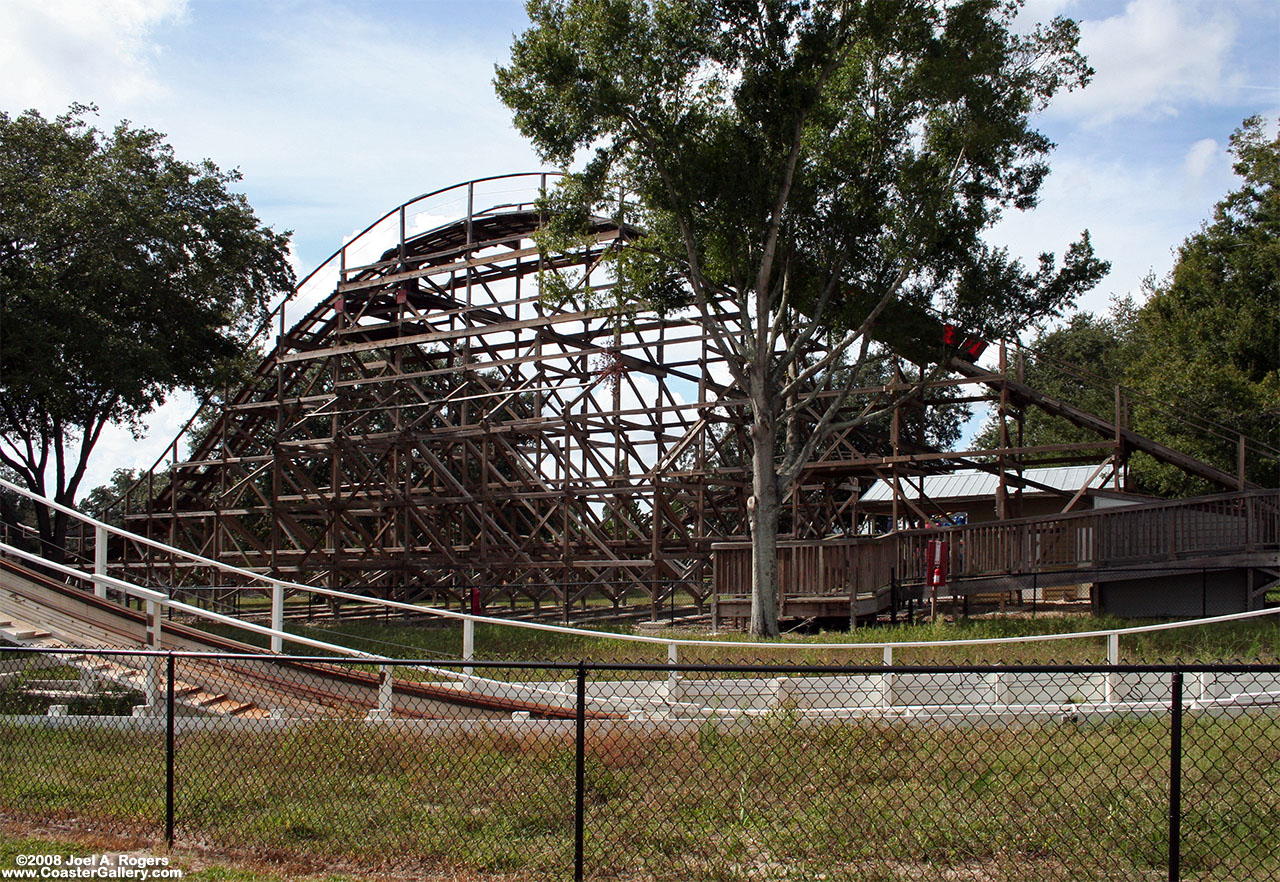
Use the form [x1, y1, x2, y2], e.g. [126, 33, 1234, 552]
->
[4, 475, 1280, 710]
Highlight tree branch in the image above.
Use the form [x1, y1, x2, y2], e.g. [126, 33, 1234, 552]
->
[618, 110, 751, 388]
[752, 18, 855, 314]
[778, 263, 910, 400]
[773, 265, 845, 374]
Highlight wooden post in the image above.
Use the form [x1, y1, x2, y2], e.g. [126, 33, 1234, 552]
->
[1114, 385, 1124, 491]
[997, 343, 1009, 521]
[1238, 435, 1247, 490]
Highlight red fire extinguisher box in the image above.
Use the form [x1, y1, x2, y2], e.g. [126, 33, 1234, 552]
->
[925, 539, 949, 588]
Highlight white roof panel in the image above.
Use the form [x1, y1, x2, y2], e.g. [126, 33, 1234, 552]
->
[859, 464, 1114, 504]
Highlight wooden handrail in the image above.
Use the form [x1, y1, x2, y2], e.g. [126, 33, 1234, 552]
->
[712, 489, 1280, 596]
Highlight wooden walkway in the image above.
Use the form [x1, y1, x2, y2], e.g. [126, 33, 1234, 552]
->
[712, 490, 1280, 624]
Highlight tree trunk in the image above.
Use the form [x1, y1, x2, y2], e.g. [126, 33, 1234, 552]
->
[49, 508, 69, 566]
[748, 409, 781, 637]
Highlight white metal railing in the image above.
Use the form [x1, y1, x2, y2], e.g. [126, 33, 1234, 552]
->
[3, 476, 1280, 682]
[0, 537, 626, 717]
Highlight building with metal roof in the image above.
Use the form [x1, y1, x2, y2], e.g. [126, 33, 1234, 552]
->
[858, 463, 1149, 527]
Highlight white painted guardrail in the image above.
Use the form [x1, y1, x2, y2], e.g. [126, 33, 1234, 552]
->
[4, 476, 1280, 691]
[1, 538, 645, 717]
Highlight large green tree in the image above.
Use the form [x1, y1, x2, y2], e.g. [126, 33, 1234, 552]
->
[497, 0, 1106, 635]
[1125, 117, 1280, 495]
[974, 117, 1279, 496]
[0, 105, 294, 560]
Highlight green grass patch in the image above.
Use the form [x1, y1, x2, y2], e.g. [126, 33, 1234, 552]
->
[187, 612, 1280, 668]
[2, 712, 1278, 880]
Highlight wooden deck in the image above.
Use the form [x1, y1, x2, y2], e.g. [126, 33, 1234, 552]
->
[712, 490, 1280, 624]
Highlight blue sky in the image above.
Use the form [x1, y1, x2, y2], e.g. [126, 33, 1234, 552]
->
[0, 0, 1277, 492]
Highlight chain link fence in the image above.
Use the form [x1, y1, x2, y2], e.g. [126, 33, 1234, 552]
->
[1, 646, 1278, 880]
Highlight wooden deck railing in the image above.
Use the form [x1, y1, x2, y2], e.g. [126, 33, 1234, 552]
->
[712, 489, 1280, 598]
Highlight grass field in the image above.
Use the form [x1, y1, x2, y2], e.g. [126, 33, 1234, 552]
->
[2, 708, 1278, 880]
[191, 610, 1280, 668]
[7, 612, 1280, 879]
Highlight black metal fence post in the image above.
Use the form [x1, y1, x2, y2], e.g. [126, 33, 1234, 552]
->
[165, 651, 175, 848]
[575, 660, 586, 882]
[1169, 669, 1184, 882]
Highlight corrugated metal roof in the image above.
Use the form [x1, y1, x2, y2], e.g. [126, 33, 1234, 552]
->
[859, 464, 1114, 503]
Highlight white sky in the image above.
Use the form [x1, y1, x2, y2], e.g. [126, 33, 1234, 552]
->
[0, 0, 1276, 497]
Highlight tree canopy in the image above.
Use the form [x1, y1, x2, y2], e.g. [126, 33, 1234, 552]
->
[497, 0, 1107, 634]
[976, 116, 1280, 496]
[1127, 117, 1280, 494]
[0, 104, 294, 557]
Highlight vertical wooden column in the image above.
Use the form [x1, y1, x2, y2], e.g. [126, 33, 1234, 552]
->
[330, 357, 342, 594]
[1237, 435, 1247, 490]
[651, 476, 662, 622]
[1114, 384, 1125, 492]
[996, 342, 1009, 521]
[889, 362, 903, 531]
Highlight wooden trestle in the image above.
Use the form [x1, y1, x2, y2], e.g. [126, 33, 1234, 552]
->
[117, 175, 1275, 620]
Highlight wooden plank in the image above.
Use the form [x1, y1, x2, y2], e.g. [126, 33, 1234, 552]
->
[951, 358, 1255, 491]
[277, 308, 600, 365]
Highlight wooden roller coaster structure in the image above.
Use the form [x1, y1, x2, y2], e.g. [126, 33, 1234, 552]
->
[114, 174, 1276, 619]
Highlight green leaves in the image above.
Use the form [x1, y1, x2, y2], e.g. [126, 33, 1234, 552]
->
[0, 104, 295, 528]
[1122, 117, 1279, 494]
[976, 117, 1279, 496]
[499, 0, 1100, 337]
[497, 0, 1104, 633]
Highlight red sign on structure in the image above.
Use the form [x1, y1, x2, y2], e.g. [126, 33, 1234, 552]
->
[926, 539, 949, 589]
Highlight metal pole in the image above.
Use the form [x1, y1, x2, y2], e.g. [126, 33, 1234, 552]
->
[466, 182, 474, 246]
[378, 665, 394, 716]
[463, 618, 475, 677]
[882, 644, 894, 710]
[270, 583, 284, 653]
[1169, 670, 1184, 882]
[146, 600, 163, 709]
[1106, 632, 1119, 704]
[165, 652, 175, 848]
[93, 524, 108, 599]
[574, 661, 586, 882]
[399, 205, 406, 266]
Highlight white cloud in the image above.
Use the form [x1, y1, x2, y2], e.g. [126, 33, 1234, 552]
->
[1013, 0, 1079, 34]
[0, 0, 186, 111]
[1052, 0, 1237, 125]
[985, 143, 1235, 318]
[78, 391, 197, 499]
[1182, 138, 1221, 183]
